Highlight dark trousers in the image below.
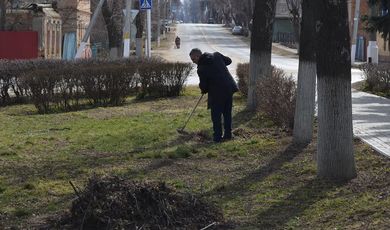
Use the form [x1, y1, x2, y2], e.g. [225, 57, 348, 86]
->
[210, 96, 233, 142]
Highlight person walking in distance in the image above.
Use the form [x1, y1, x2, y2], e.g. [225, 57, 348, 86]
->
[175, 36, 181, 49]
[189, 48, 238, 143]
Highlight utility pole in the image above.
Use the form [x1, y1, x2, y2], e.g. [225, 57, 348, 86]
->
[123, 0, 132, 58]
[146, 8, 151, 57]
[75, 0, 105, 59]
[351, 0, 360, 64]
[157, 0, 160, 47]
[140, 0, 152, 58]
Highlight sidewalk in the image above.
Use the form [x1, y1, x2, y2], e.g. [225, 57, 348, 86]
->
[275, 43, 390, 158]
[352, 90, 390, 158]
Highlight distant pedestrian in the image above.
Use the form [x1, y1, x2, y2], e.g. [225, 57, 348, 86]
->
[189, 48, 238, 143]
[175, 36, 181, 49]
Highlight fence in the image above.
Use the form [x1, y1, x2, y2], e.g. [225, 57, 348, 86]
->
[273, 32, 296, 44]
[0, 31, 38, 60]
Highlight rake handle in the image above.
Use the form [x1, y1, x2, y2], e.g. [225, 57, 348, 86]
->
[179, 94, 204, 131]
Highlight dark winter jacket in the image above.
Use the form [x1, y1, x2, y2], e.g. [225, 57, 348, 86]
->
[197, 52, 238, 108]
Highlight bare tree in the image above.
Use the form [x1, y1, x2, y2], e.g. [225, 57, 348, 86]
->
[133, 0, 145, 57]
[315, 0, 356, 180]
[247, 0, 277, 110]
[285, 0, 301, 51]
[208, 0, 253, 27]
[366, 0, 390, 47]
[0, 0, 7, 30]
[101, 0, 124, 58]
[293, 0, 317, 144]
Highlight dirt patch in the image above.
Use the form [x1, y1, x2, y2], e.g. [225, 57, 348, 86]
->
[59, 175, 225, 229]
[233, 127, 290, 140]
[351, 80, 364, 90]
[176, 130, 212, 144]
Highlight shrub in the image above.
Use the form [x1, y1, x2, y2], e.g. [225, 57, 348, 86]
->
[162, 62, 192, 97]
[136, 59, 192, 99]
[79, 62, 137, 106]
[236, 63, 296, 129]
[0, 60, 14, 106]
[0, 60, 31, 106]
[360, 63, 390, 97]
[0, 58, 192, 113]
[256, 66, 296, 130]
[236, 63, 249, 97]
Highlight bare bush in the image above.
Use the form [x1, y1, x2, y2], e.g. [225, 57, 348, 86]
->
[256, 66, 297, 129]
[236, 63, 249, 97]
[1, 58, 192, 113]
[0, 60, 31, 106]
[360, 63, 390, 97]
[136, 60, 192, 99]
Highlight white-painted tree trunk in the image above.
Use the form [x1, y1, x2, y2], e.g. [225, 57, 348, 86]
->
[292, 0, 317, 145]
[247, 0, 277, 111]
[315, 0, 356, 180]
[136, 38, 142, 58]
[248, 52, 271, 110]
[317, 76, 356, 179]
[293, 61, 316, 144]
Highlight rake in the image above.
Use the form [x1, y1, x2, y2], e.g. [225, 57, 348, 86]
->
[177, 94, 204, 134]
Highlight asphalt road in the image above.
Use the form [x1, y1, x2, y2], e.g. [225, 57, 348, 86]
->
[155, 23, 365, 85]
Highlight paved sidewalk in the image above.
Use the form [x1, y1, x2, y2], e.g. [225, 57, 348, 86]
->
[352, 90, 390, 158]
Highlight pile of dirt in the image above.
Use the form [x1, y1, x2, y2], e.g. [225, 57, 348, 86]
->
[67, 176, 224, 229]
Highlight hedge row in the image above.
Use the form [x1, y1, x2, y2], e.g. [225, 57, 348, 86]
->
[360, 63, 390, 97]
[0, 58, 192, 113]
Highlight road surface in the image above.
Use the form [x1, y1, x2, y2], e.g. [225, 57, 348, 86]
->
[155, 23, 365, 85]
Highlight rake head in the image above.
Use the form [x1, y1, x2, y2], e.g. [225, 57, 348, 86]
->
[176, 128, 190, 135]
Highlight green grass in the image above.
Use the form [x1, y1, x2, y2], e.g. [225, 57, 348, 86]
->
[0, 87, 389, 229]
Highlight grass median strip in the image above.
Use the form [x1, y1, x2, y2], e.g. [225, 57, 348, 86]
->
[0, 87, 389, 229]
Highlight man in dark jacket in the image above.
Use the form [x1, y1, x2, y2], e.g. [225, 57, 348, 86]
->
[189, 48, 238, 142]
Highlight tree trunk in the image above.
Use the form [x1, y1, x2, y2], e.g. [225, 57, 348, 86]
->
[286, 0, 301, 52]
[291, 17, 300, 52]
[316, 0, 356, 180]
[135, 4, 145, 58]
[0, 0, 6, 31]
[293, 0, 317, 145]
[102, 0, 123, 58]
[247, 0, 277, 110]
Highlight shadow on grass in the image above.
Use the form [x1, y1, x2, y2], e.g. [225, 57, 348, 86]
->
[203, 143, 307, 198]
[253, 178, 345, 229]
[8, 101, 126, 116]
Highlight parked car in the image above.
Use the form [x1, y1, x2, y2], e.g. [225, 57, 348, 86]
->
[232, 26, 243, 35]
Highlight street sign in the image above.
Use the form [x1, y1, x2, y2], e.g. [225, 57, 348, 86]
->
[122, 9, 139, 21]
[140, 0, 152, 10]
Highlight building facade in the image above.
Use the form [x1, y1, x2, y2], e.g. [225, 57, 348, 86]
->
[5, 3, 62, 59]
[57, 0, 91, 48]
[9, 0, 92, 59]
[349, 0, 390, 62]
[274, 0, 295, 44]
